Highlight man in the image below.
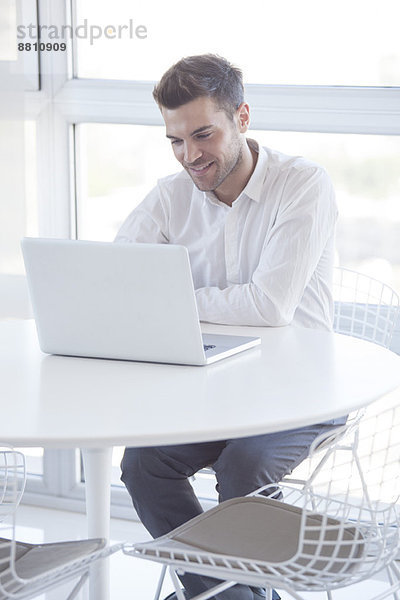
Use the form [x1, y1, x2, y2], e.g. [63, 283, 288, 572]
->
[116, 54, 344, 600]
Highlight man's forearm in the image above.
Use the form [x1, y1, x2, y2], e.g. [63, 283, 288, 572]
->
[195, 283, 292, 327]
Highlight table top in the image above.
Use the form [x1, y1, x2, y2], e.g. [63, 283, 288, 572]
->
[1, 319, 400, 448]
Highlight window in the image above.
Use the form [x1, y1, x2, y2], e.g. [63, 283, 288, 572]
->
[0, 0, 17, 61]
[74, 123, 177, 241]
[252, 130, 400, 291]
[15, 448, 44, 478]
[6, 0, 400, 514]
[76, 125, 400, 291]
[1, 0, 40, 90]
[0, 121, 38, 276]
[74, 0, 400, 86]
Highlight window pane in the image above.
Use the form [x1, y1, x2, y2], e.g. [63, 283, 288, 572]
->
[1, 0, 40, 90]
[15, 447, 44, 477]
[251, 130, 400, 292]
[76, 124, 400, 294]
[0, 120, 38, 275]
[0, 0, 17, 61]
[74, 0, 400, 86]
[75, 123, 177, 241]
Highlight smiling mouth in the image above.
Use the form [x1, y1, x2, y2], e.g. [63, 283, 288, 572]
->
[187, 161, 214, 176]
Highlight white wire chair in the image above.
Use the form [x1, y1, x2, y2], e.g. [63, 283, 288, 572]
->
[333, 267, 400, 348]
[125, 396, 400, 600]
[0, 445, 122, 599]
[0, 449, 25, 524]
[196, 267, 400, 490]
[284, 267, 400, 487]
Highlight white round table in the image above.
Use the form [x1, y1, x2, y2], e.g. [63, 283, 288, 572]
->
[2, 320, 400, 446]
[2, 319, 400, 598]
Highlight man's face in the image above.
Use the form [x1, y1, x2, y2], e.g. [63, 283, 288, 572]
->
[162, 97, 246, 193]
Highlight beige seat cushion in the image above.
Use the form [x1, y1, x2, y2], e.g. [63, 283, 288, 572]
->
[0, 537, 105, 593]
[141, 496, 365, 576]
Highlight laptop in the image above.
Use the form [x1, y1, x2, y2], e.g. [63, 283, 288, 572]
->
[21, 238, 260, 366]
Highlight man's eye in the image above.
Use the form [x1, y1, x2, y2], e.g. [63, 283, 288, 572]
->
[197, 133, 211, 139]
[171, 139, 182, 145]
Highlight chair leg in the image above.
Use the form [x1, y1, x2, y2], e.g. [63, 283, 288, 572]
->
[277, 588, 305, 600]
[169, 567, 237, 600]
[66, 571, 89, 600]
[368, 585, 400, 600]
[386, 562, 400, 600]
[363, 566, 400, 600]
[154, 564, 168, 600]
[169, 568, 186, 600]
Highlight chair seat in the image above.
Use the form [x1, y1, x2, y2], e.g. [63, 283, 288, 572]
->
[0, 537, 106, 594]
[133, 496, 365, 582]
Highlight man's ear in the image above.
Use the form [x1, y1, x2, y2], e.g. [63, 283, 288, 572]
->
[236, 102, 250, 133]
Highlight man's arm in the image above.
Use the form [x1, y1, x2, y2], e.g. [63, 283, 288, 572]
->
[195, 167, 337, 326]
[114, 186, 169, 244]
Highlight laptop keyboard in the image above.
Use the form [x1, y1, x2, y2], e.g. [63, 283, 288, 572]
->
[203, 344, 216, 352]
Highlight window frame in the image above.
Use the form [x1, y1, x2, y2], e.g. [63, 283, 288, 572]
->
[1, 0, 40, 91]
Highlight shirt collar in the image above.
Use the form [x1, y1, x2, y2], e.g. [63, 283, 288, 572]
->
[239, 139, 268, 204]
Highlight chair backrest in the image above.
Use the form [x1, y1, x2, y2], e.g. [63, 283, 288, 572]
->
[263, 397, 400, 589]
[303, 397, 400, 580]
[333, 267, 400, 348]
[0, 448, 26, 522]
[305, 397, 400, 510]
[0, 448, 26, 582]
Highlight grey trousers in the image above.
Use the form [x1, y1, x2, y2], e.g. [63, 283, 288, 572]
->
[121, 419, 345, 600]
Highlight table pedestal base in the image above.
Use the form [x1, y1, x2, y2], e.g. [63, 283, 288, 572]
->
[82, 447, 113, 600]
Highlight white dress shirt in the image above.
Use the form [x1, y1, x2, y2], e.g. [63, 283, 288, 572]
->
[115, 140, 338, 330]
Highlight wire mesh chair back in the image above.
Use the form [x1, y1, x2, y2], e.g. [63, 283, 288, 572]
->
[252, 397, 400, 593]
[0, 448, 26, 595]
[333, 267, 400, 348]
[129, 398, 400, 600]
[0, 448, 26, 523]
[289, 266, 400, 482]
[0, 448, 118, 600]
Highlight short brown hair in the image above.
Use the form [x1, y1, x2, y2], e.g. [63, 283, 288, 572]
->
[153, 54, 244, 118]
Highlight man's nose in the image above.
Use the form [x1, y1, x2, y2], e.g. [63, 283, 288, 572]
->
[184, 140, 202, 165]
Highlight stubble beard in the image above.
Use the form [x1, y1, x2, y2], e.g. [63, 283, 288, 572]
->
[187, 137, 243, 193]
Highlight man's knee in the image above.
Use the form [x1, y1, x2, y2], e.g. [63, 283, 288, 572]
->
[213, 437, 278, 499]
[213, 432, 316, 500]
[120, 444, 197, 490]
[121, 447, 151, 489]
